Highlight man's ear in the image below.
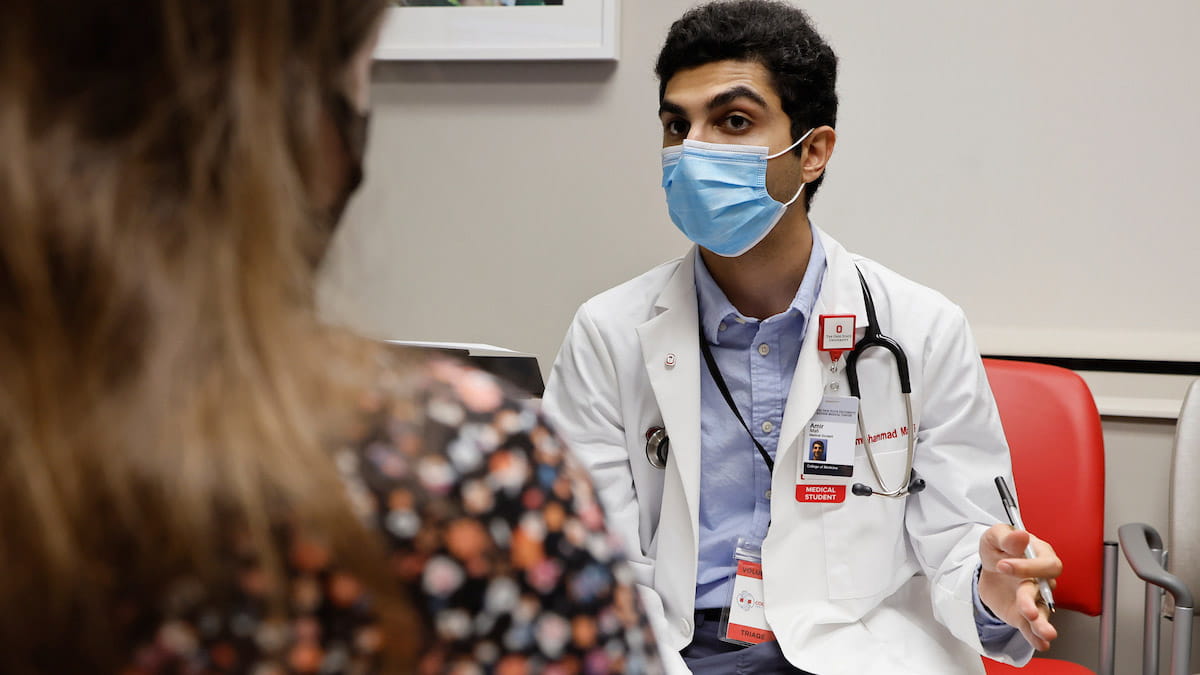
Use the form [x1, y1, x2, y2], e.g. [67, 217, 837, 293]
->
[801, 125, 836, 184]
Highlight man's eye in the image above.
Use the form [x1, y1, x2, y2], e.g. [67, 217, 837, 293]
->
[665, 120, 689, 136]
[723, 115, 751, 131]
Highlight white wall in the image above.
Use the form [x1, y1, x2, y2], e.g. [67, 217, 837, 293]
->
[319, 2, 689, 365]
[802, 1, 1200, 363]
[319, 1, 1199, 671]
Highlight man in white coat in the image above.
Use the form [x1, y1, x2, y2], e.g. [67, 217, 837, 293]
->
[543, 2, 1064, 673]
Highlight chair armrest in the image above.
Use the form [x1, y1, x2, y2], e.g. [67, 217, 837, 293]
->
[1119, 523, 1195, 609]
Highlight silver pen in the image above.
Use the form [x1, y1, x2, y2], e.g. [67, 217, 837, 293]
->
[994, 476, 1056, 613]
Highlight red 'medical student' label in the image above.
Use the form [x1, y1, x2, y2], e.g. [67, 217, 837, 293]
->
[795, 483, 847, 503]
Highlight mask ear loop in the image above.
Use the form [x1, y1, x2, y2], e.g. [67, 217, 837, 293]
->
[766, 127, 815, 207]
[782, 182, 807, 207]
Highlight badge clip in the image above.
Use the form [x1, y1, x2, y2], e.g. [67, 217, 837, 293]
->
[818, 314, 856, 354]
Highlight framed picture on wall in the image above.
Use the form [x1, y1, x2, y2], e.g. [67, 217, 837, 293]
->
[376, 0, 619, 61]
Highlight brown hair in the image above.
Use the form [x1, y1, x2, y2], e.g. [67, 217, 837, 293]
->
[0, 0, 409, 670]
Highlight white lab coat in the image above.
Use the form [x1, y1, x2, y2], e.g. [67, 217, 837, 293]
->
[543, 229, 1035, 674]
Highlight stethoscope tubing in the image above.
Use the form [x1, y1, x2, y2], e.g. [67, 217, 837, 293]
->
[856, 392, 916, 497]
[847, 268, 918, 498]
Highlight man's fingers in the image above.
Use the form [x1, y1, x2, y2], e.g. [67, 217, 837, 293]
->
[981, 524, 1007, 551]
[1017, 580, 1041, 622]
[982, 528, 1063, 653]
[1018, 581, 1059, 642]
[1017, 620, 1051, 652]
[981, 524, 1021, 568]
[997, 555, 1063, 580]
[998, 527, 1032, 556]
[1030, 535, 1057, 556]
[1027, 601, 1058, 648]
[1032, 612, 1058, 643]
[982, 523, 1026, 553]
[1013, 594, 1056, 651]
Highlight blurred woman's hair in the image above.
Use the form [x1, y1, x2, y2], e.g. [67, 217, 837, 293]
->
[0, 0, 403, 670]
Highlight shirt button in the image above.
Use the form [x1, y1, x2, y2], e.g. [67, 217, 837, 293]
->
[761, 420, 774, 433]
[758, 343, 770, 356]
[735, 317, 747, 324]
[765, 489, 773, 499]
[718, 322, 727, 332]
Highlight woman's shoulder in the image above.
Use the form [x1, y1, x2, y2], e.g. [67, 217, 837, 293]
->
[341, 350, 608, 550]
[341, 352, 658, 673]
[130, 351, 659, 674]
[341, 351, 581, 506]
[358, 351, 544, 430]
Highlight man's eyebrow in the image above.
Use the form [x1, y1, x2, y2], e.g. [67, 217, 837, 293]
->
[658, 86, 769, 118]
[708, 86, 768, 111]
[658, 100, 686, 117]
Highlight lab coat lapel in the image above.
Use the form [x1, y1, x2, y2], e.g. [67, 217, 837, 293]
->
[777, 230, 869, 467]
[636, 248, 702, 574]
[766, 229, 872, 622]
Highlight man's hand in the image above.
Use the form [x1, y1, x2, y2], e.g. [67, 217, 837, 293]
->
[978, 524, 1063, 651]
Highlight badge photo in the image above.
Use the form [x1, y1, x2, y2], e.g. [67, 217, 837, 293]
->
[800, 395, 857, 478]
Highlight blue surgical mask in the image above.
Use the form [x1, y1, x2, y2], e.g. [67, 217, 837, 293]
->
[661, 128, 813, 257]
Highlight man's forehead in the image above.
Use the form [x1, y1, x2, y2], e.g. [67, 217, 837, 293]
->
[662, 59, 780, 106]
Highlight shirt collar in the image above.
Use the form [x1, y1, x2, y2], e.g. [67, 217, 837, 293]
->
[694, 252, 740, 345]
[694, 221, 827, 345]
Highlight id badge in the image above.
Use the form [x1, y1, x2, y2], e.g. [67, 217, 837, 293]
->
[796, 395, 859, 504]
[719, 538, 775, 646]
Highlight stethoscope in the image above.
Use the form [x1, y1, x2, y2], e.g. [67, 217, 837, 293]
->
[644, 268, 926, 499]
[845, 268, 924, 498]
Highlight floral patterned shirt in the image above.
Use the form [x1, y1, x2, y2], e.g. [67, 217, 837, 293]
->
[125, 357, 662, 674]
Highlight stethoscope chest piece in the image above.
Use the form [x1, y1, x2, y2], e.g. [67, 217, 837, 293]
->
[645, 426, 669, 469]
[852, 472, 926, 497]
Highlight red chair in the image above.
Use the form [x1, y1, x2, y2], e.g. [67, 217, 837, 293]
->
[980, 359, 1117, 675]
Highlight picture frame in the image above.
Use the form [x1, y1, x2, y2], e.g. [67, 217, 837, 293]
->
[376, 0, 619, 61]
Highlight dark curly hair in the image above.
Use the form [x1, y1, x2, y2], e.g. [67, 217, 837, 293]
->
[655, 0, 838, 209]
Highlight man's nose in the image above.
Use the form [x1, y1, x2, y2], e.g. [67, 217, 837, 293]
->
[687, 126, 718, 144]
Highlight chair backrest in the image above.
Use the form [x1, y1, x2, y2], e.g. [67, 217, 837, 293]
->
[1169, 379, 1200, 607]
[982, 358, 1106, 616]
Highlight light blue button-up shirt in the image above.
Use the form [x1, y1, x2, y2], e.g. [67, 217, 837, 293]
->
[691, 223, 1015, 647]
[692, 228, 826, 609]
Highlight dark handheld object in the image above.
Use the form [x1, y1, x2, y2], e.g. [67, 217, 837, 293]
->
[994, 475, 1057, 613]
[995, 475, 1019, 525]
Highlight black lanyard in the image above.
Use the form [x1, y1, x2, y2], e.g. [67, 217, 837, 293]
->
[698, 328, 776, 474]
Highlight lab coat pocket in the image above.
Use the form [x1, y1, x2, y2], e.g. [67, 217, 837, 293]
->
[821, 448, 910, 600]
